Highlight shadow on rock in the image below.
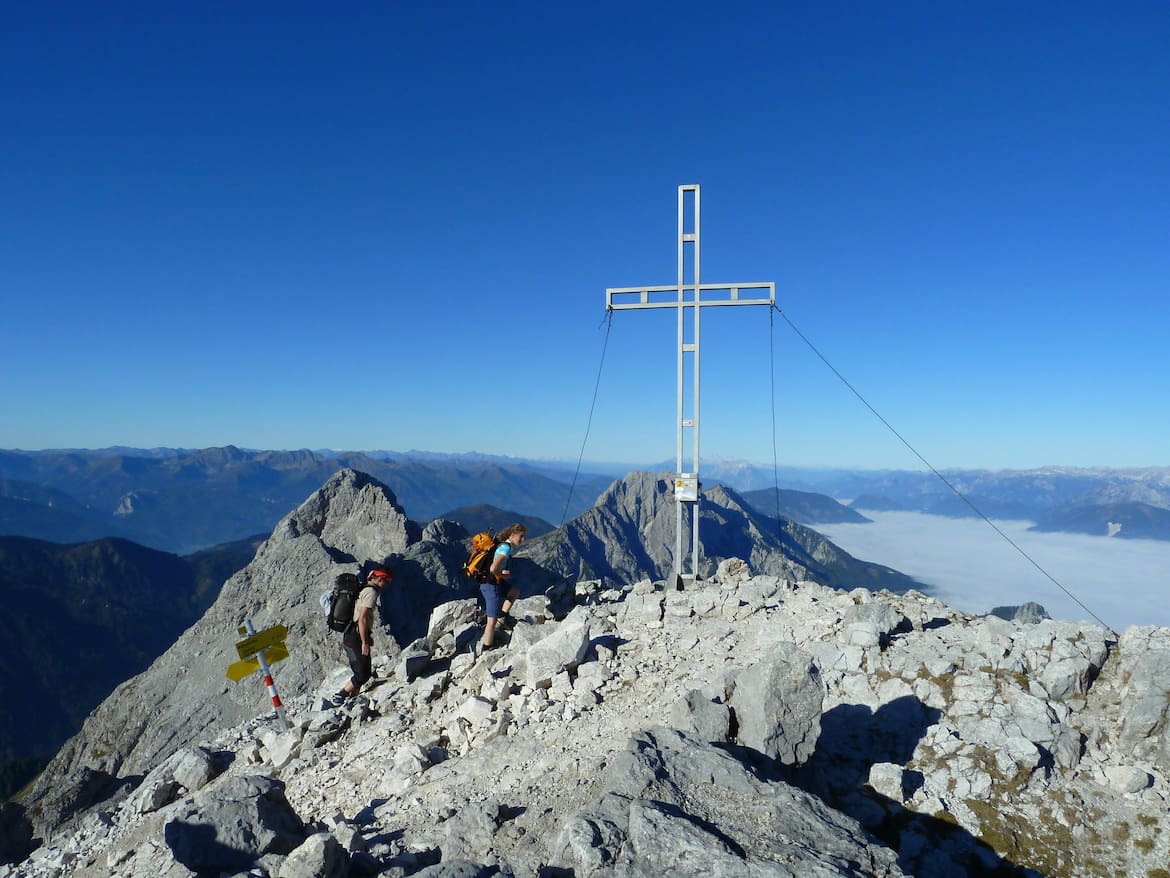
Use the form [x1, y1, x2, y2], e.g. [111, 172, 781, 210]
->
[797, 696, 1041, 877]
[0, 802, 35, 866]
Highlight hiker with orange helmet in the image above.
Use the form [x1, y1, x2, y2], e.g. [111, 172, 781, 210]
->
[335, 565, 393, 702]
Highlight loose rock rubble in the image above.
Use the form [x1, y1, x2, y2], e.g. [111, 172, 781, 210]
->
[5, 560, 1169, 878]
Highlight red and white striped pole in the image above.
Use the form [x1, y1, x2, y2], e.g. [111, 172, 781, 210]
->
[243, 619, 292, 730]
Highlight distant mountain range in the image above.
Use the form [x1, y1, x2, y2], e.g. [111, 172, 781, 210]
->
[435, 504, 556, 539]
[4, 449, 1169, 548]
[0, 448, 614, 554]
[1029, 501, 1170, 540]
[738, 487, 871, 525]
[706, 461, 1170, 542]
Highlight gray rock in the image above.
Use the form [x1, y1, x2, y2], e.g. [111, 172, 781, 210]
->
[277, 832, 348, 878]
[399, 649, 432, 682]
[728, 643, 825, 765]
[526, 610, 591, 689]
[511, 594, 551, 623]
[550, 728, 906, 877]
[163, 775, 304, 873]
[619, 589, 664, 628]
[670, 690, 731, 743]
[427, 600, 480, 644]
[867, 762, 909, 803]
[172, 746, 217, 793]
[1103, 765, 1152, 794]
[1116, 636, 1170, 768]
[130, 774, 180, 815]
[712, 557, 751, 584]
[842, 599, 906, 644]
[411, 861, 497, 878]
[442, 801, 500, 862]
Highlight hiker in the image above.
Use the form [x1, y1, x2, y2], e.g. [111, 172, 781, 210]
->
[336, 565, 394, 702]
[481, 523, 525, 651]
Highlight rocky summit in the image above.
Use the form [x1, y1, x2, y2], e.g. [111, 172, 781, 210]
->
[4, 472, 1170, 878]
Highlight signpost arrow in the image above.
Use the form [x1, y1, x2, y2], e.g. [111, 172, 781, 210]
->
[235, 624, 288, 661]
[225, 641, 290, 682]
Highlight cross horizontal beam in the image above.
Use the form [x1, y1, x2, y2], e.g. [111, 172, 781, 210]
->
[606, 282, 775, 310]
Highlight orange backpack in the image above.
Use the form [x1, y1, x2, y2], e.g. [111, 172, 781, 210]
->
[462, 532, 500, 583]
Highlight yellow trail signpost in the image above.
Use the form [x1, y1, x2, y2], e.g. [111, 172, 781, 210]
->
[228, 620, 292, 729]
[226, 641, 289, 682]
[234, 624, 288, 661]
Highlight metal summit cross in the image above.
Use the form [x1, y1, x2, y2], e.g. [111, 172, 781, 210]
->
[606, 184, 775, 586]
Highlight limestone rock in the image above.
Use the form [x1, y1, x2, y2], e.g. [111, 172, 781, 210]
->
[670, 690, 732, 743]
[727, 643, 825, 765]
[277, 831, 348, 878]
[526, 608, 591, 689]
[163, 775, 304, 874]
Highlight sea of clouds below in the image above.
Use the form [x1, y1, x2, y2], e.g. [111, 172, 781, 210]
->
[814, 511, 1170, 632]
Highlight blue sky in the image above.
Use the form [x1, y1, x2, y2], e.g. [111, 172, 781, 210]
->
[3, 2, 1168, 470]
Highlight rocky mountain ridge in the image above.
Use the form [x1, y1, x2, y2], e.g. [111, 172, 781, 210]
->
[11, 467, 918, 845]
[5, 558, 1169, 875]
[519, 472, 917, 594]
[5, 470, 1169, 877]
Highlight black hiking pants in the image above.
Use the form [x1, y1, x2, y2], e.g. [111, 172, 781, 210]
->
[342, 627, 372, 690]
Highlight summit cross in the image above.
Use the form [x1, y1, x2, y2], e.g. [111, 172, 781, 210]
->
[606, 184, 775, 585]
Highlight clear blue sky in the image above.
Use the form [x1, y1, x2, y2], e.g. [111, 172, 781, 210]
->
[3, 2, 1167, 470]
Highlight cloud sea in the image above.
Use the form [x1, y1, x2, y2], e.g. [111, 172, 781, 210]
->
[814, 511, 1170, 632]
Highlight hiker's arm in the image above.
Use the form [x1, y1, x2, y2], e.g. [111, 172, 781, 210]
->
[490, 552, 510, 577]
[358, 607, 373, 655]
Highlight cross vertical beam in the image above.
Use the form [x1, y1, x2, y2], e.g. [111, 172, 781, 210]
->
[606, 184, 775, 585]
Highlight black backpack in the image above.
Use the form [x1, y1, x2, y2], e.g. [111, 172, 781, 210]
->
[326, 572, 363, 632]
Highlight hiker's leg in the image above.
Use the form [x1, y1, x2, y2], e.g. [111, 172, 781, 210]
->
[481, 581, 505, 646]
[353, 654, 372, 691]
[483, 615, 498, 647]
[501, 586, 519, 616]
[342, 631, 363, 694]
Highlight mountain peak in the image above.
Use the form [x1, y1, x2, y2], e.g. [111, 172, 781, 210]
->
[271, 467, 422, 561]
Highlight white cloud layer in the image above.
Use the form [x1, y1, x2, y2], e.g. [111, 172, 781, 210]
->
[815, 511, 1170, 632]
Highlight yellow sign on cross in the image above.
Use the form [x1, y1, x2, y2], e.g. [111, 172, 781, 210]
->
[226, 641, 290, 681]
[234, 624, 288, 661]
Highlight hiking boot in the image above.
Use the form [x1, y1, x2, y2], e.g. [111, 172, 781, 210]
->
[499, 615, 516, 631]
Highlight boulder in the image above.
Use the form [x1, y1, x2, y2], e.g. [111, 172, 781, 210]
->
[163, 775, 304, 873]
[670, 690, 732, 743]
[277, 831, 349, 878]
[728, 643, 825, 765]
[526, 611, 591, 689]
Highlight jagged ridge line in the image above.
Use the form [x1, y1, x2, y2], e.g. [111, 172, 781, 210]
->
[772, 304, 1118, 637]
[559, 310, 614, 527]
